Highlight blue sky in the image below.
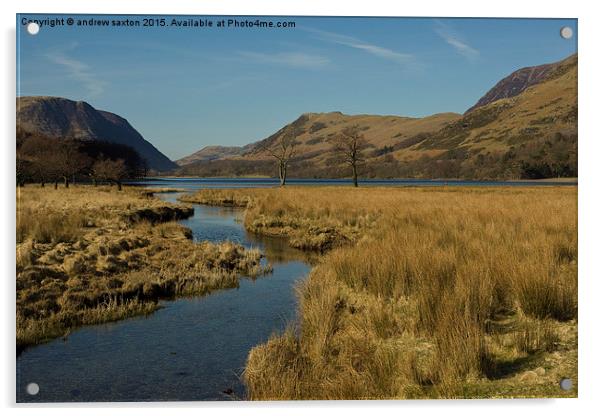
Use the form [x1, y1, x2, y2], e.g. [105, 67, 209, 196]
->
[17, 15, 577, 160]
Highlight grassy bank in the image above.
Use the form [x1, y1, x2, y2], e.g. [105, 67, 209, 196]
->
[185, 186, 577, 399]
[180, 188, 383, 251]
[16, 186, 269, 352]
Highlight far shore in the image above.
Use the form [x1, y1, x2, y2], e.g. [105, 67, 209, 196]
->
[139, 176, 578, 184]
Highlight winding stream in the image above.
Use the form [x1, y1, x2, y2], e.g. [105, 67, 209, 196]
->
[16, 192, 312, 402]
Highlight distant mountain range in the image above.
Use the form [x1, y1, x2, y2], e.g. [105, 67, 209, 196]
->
[16, 96, 176, 171]
[16, 53, 577, 180]
[177, 53, 577, 180]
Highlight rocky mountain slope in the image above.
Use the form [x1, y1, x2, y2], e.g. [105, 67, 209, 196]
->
[16, 96, 176, 171]
[465, 54, 576, 113]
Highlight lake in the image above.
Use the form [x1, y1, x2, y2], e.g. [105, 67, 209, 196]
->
[127, 177, 577, 191]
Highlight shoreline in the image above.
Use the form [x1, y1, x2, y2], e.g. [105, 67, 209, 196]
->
[133, 177, 578, 187]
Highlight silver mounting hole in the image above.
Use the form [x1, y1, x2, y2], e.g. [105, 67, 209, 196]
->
[560, 26, 573, 40]
[559, 378, 573, 391]
[26, 382, 40, 395]
[26, 22, 40, 35]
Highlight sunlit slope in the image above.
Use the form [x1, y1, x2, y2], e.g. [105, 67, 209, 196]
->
[178, 54, 577, 179]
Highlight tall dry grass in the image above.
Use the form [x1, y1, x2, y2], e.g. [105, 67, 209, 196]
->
[16, 185, 179, 244]
[232, 186, 577, 399]
[183, 187, 384, 250]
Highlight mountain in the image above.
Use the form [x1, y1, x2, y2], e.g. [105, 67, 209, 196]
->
[178, 53, 577, 180]
[16, 96, 177, 171]
[465, 54, 577, 113]
[177, 111, 461, 172]
[176, 145, 244, 166]
[379, 53, 577, 179]
[247, 111, 460, 156]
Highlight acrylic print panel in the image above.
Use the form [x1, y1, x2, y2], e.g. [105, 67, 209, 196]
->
[16, 14, 577, 402]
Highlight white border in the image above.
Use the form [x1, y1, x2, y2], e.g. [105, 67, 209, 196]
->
[2, 1, 601, 415]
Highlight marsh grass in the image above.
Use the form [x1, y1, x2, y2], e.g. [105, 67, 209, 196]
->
[16, 298, 158, 353]
[183, 187, 383, 251]
[194, 186, 578, 399]
[16, 185, 268, 350]
[512, 318, 561, 354]
[17, 208, 84, 244]
[16, 185, 578, 398]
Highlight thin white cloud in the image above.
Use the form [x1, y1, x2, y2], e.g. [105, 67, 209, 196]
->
[304, 27, 415, 66]
[434, 21, 479, 61]
[45, 43, 106, 96]
[238, 51, 331, 69]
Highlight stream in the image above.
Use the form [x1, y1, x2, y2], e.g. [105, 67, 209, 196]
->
[16, 191, 312, 402]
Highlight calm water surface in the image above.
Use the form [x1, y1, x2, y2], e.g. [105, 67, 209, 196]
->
[128, 177, 577, 191]
[17, 192, 312, 402]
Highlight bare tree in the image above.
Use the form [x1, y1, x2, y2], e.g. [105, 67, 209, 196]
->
[330, 125, 368, 187]
[19, 136, 57, 187]
[262, 125, 300, 187]
[92, 158, 129, 190]
[50, 141, 91, 188]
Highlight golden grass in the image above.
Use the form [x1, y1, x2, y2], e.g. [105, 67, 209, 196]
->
[185, 186, 577, 399]
[182, 187, 383, 251]
[16, 185, 269, 351]
[16, 186, 190, 244]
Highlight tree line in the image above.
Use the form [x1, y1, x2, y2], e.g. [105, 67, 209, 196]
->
[16, 128, 147, 190]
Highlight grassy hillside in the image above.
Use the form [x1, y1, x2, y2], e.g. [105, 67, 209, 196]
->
[175, 145, 244, 166]
[178, 54, 577, 180]
[245, 111, 461, 158]
[177, 112, 461, 177]
[390, 54, 577, 179]
[465, 54, 575, 113]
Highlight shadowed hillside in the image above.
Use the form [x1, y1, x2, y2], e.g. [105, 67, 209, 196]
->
[17, 96, 176, 171]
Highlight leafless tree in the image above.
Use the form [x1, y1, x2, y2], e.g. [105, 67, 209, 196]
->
[262, 125, 300, 187]
[49, 140, 91, 188]
[19, 136, 56, 187]
[330, 125, 368, 187]
[92, 158, 129, 190]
